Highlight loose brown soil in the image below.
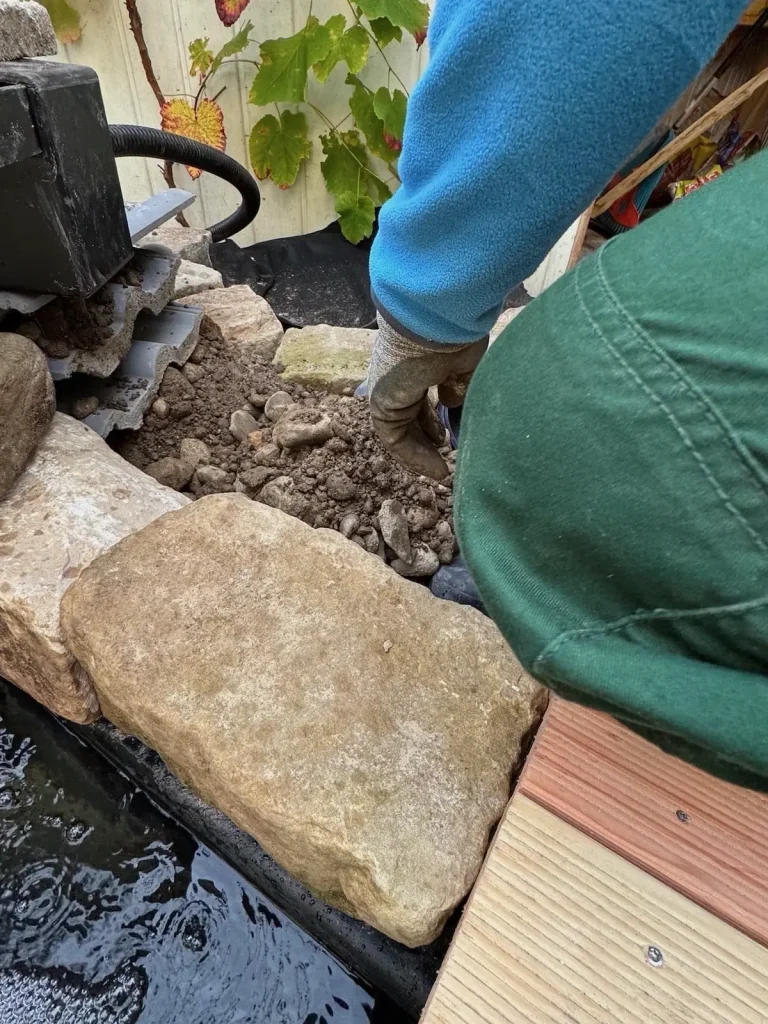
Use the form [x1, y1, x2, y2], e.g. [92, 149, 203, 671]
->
[113, 324, 456, 564]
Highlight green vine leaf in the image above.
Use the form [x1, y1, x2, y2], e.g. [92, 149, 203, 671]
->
[189, 38, 214, 77]
[321, 130, 390, 207]
[210, 20, 254, 76]
[38, 0, 82, 43]
[356, 0, 428, 34]
[313, 15, 369, 83]
[335, 192, 376, 244]
[249, 17, 331, 105]
[373, 87, 407, 141]
[249, 110, 312, 189]
[348, 81, 390, 161]
[367, 16, 402, 47]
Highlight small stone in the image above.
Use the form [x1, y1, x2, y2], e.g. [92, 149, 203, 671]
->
[264, 391, 295, 422]
[242, 402, 257, 416]
[378, 499, 411, 563]
[182, 362, 205, 384]
[144, 457, 194, 492]
[436, 521, 453, 540]
[0, 1, 57, 61]
[229, 410, 259, 443]
[331, 416, 353, 443]
[194, 465, 229, 488]
[151, 398, 169, 419]
[258, 476, 309, 519]
[391, 542, 441, 578]
[351, 535, 367, 549]
[247, 430, 263, 449]
[359, 528, 381, 554]
[179, 438, 210, 468]
[248, 393, 269, 410]
[253, 443, 281, 467]
[174, 260, 223, 300]
[383, 640, 393, 653]
[339, 514, 360, 539]
[407, 505, 441, 534]
[16, 321, 42, 343]
[273, 409, 334, 450]
[71, 396, 99, 421]
[326, 472, 358, 502]
[238, 465, 276, 494]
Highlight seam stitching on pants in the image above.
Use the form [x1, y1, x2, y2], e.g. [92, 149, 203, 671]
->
[594, 248, 768, 503]
[533, 593, 768, 672]
[572, 262, 768, 559]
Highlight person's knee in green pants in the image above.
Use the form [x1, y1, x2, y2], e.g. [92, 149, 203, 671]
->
[456, 151, 768, 789]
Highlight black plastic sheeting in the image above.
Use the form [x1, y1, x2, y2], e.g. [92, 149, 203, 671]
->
[211, 222, 376, 331]
[65, 715, 453, 1020]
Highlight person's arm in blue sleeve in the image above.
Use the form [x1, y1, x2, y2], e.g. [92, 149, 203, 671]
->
[370, 0, 745, 345]
[365, 0, 745, 479]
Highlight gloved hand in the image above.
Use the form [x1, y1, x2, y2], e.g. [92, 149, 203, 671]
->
[366, 315, 488, 479]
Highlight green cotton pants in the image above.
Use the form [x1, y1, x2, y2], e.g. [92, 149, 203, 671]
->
[455, 149, 768, 790]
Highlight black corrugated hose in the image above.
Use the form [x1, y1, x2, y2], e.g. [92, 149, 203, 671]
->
[109, 123, 261, 242]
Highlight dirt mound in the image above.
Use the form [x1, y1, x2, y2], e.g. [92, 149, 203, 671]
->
[114, 324, 456, 570]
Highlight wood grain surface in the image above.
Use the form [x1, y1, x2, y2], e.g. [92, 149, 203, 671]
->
[519, 699, 768, 947]
[421, 795, 768, 1024]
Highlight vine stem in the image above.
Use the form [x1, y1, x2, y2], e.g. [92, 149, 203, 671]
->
[123, 0, 188, 220]
[345, 0, 410, 97]
[195, 58, 260, 112]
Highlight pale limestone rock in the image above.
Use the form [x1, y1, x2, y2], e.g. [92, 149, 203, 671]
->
[391, 542, 440, 578]
[0, 333, 55, 500]
[174, 260, 223, 300]
[0, 1, 56, 61]
[60, 495, 546, 944]
[179, 438, 210, 468]
[274, 325, 375, 394]
[272, 408, 333, 450]
[229, 409, 258, 443]
[378, 499, 411, 562]
[264, 391, 294, 422]
[0, 414, 188, 723]
[139, 223, 211, 266]
[188, 286, 283, 363]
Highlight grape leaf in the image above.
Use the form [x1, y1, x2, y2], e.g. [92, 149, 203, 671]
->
[368, 16, 402, 47]
[373, 87, 407, 140]
[348, 82, 390, 161]
[210, 19, 254, 75]
[250, 17, 331, 104]
[160, 98, 226, 180]
[189, 38, 214, 77]
[249, 110, 312, 189]
[38, 0, 81, 43]
[335, 193, 375, 244]
[356, 0, 428, 34]
[215, 0, 250, 27]
[313, 15, 369, 83]
[320, 131, 391, 207]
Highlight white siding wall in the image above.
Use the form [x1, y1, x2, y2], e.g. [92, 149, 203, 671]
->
[54, 0, 428, 245]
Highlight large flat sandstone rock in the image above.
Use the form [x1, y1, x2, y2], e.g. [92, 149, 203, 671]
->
[60, 494, 546, 945]
[0, 414, 188, 723]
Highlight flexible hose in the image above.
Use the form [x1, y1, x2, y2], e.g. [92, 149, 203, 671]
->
[109, 124, 261, 242]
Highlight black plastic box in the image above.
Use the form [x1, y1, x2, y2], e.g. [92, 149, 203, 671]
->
[0, 61, 132, 297]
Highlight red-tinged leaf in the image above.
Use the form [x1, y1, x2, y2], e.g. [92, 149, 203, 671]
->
[160, 97, 226, 180]
[215, 0, 250, 27]
[39, 0, 81, 43]
[413, 27, 427, 48]
[383, 132, 402, 153]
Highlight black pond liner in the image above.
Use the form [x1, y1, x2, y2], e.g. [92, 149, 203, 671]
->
[210, 222, 377, 331]
[61, 711, 455, 1020]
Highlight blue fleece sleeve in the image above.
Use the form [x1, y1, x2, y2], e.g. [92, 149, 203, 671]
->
[369, 0, 744, 344]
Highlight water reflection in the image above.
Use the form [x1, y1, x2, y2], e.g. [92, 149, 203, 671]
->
[0, 686, 375, 1023]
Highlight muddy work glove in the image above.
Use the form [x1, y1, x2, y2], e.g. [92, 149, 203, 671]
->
[366, 315, 487, 480]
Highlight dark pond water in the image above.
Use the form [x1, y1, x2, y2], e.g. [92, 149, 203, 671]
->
[0, 685, 390, 1024]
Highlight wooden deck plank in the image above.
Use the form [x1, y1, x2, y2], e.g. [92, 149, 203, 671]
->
[518, 700, 768, 946]
[421, 795, 768, 1024]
